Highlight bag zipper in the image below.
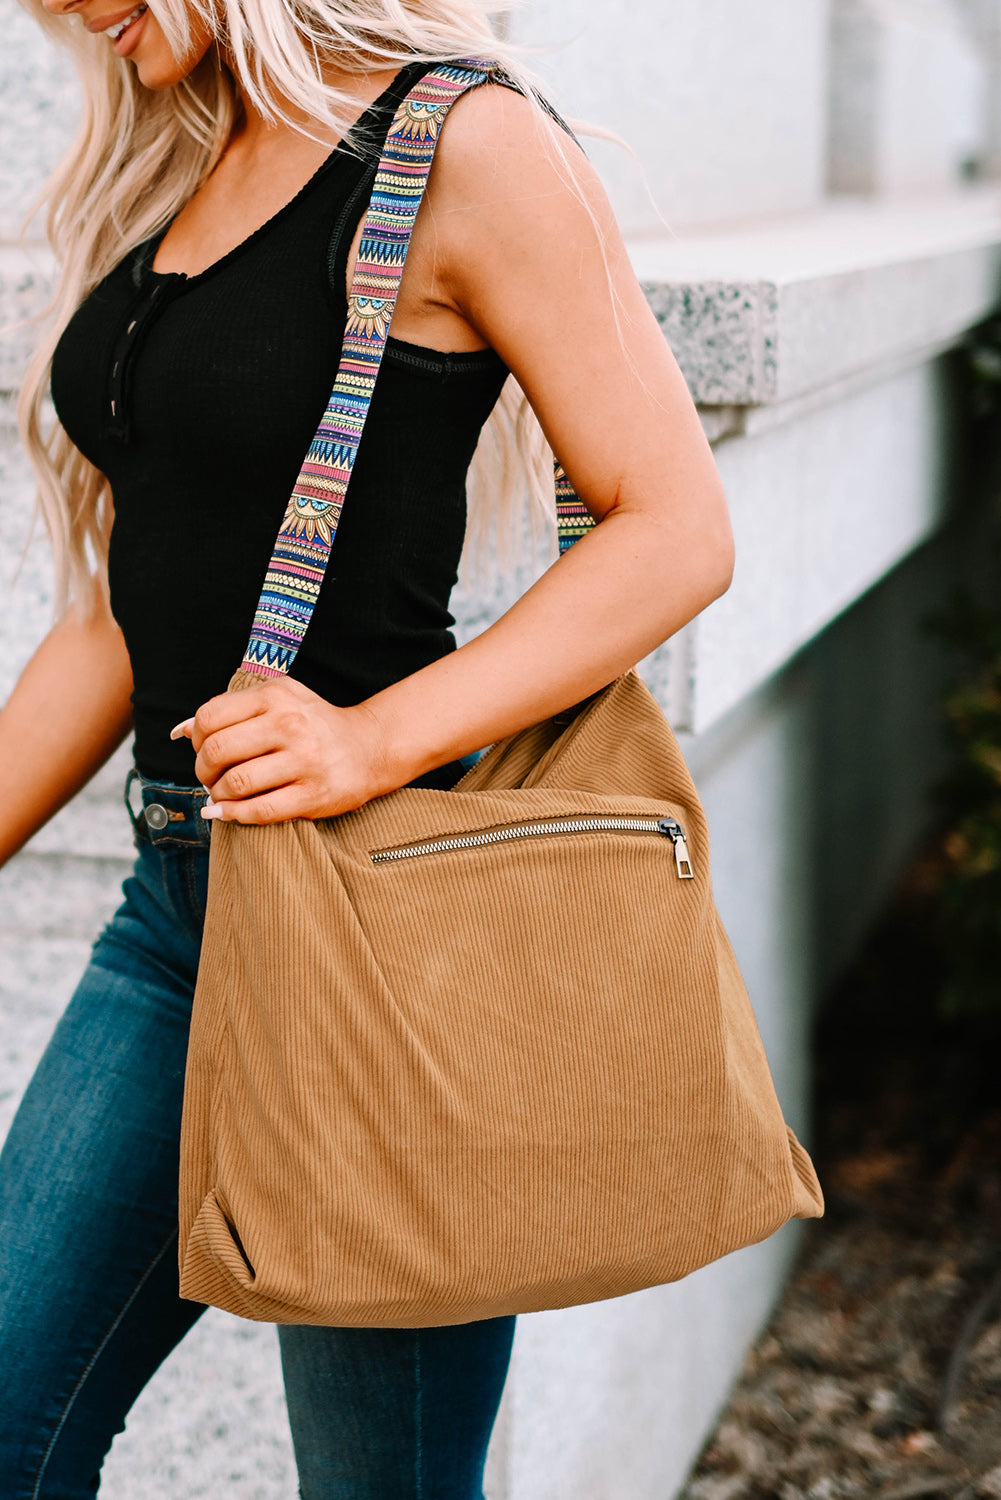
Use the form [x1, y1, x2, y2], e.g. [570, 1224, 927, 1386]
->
[370, 814, 695, 880]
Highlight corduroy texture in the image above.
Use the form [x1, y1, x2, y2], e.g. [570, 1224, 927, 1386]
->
[178, 670, 823, 1326]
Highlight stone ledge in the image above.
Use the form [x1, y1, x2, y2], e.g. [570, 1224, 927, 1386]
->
[3, 193, 999, 752]
[630, 190, 1001, 407]
[6, 193, 1001, 417]
[648, 350, 966, 735]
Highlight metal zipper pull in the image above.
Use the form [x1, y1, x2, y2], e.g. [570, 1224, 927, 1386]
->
[658, 818, 695, 879]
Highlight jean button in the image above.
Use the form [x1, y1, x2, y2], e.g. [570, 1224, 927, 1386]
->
[145, 803, 169, 831]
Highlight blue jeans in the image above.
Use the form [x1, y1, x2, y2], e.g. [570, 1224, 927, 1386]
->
[0, 775, 515, 1499]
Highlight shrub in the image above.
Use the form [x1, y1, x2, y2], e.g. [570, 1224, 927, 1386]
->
[931, 316, 1001, 1016]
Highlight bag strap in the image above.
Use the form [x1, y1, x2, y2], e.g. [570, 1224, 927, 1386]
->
[240, 59, 595, 682]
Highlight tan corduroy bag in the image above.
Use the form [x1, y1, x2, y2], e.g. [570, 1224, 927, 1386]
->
[177, 61, 823, 1328]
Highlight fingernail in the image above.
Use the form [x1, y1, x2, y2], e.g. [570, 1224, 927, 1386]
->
[170, 717, 195, 741]
[200, 801, 223, 820]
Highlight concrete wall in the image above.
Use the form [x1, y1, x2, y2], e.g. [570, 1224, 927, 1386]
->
[0, 1, 77, 241]
[959, 0, 1001, 174]
[829, 0, 988, 192]
[2, 2, 1000, 1498]
[511, 0, 831, 233]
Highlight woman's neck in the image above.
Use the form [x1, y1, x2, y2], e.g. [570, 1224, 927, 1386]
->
[229, 62, 403, 158]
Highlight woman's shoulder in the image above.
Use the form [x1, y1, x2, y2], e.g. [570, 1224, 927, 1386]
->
[433, 70, 572, 167]
[425, 68, 603, 232]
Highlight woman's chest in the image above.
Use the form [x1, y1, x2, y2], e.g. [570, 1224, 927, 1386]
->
[50, 220, 344, 495]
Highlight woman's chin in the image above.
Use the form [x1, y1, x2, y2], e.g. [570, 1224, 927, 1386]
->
[126, 22, 214, 91]
[133, 58, 191, 89]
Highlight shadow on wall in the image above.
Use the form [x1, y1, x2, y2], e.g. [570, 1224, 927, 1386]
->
[683, 341, 991, 1156]
[806, 341, 991, 995]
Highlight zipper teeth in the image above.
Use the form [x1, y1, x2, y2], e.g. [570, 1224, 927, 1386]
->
[371, 815, 668, 864]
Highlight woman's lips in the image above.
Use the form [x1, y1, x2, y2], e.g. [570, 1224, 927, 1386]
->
[113, 4, 149, 57]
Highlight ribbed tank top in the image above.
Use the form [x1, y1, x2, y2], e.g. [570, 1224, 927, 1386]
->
[50, 63, 508, 785]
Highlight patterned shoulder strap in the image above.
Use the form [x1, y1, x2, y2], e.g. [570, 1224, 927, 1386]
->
[240, 59, 595, 682]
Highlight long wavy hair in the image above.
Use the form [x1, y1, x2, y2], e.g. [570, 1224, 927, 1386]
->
[16, 0, 565, 610]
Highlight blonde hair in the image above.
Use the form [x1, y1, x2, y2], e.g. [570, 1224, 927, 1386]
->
[16, 0, 564, 610]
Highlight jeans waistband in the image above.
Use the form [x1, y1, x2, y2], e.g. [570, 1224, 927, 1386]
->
[125, 768, 212, 849]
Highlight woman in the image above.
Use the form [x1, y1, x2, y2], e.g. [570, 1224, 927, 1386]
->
[0, 0, 734, 1494]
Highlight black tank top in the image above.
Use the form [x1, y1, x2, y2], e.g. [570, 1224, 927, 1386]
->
[51, 63, 508, 785]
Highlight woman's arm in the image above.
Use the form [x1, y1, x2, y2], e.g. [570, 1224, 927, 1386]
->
[182, 84, 733, 822]
[365, 82, 733, 780]
[0, 597, 134, 867]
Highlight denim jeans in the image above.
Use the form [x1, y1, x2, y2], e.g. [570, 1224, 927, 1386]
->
[0, 775, 515, 1499]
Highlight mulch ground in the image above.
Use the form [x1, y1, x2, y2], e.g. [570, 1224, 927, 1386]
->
[678, 857, 1001, 1500]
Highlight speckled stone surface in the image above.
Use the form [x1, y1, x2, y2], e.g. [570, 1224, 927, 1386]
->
[0, 404, 136, 859]
[0, 851, 300, 1500]
[630, 192, 1001, 408]
[0, 4, 78, 244]
[0, 245, 52, 395]
[0, 8, 74, 395]
[100, 1311, 296, 1500]
[642, 279, 779, 407]
[0, 406, 55, 693]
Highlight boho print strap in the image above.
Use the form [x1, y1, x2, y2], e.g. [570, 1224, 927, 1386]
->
[241, 59, 596, 681]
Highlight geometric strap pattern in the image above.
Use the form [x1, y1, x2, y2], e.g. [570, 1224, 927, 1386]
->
[241, 59, 596, 680]
[555, 462, 594, 554]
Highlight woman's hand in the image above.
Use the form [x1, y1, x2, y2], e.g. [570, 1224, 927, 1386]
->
[172, 677, 389, 824]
